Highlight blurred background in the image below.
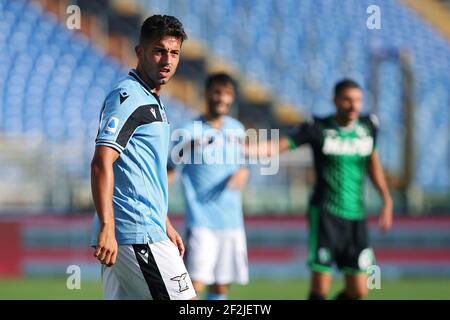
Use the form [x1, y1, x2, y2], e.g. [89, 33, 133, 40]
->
[0, 0, 449, 299]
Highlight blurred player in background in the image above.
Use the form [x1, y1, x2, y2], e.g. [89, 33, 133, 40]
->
[90, 15, 196, 300]
[168, 73, 249, 300]
[246, 79, 393, 300]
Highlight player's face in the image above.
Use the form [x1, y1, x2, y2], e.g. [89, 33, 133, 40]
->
[137, 36, 182, 87]
[334, 88, 363, 121]
[206, 82, 235, 117]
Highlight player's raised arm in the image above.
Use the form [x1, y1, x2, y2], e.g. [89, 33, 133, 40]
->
[226, 166, 250, 191]
[91, 146, 120, 266]
[244, 136, 291, 158]
[368, 150, 393, 232]
[244, 120, 316, 158]
[167, 166, 176, 186]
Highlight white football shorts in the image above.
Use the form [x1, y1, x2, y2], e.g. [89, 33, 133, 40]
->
[101, 239, 196, 300]
[185, 227, 249, 285]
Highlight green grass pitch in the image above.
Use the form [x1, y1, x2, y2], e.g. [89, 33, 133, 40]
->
[0, 277, 449, 300]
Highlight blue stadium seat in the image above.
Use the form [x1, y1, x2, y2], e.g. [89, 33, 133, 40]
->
[135, 0, 450, 191]
[0, 0, 449, 190]
[0, 0, 196, 180]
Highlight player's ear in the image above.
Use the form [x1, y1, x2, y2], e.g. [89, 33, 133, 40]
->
[135, 44, 143, 58]
[333, 95, 338, 106]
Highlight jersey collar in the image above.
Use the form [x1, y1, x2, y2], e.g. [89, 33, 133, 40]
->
[129, 69, 162, 105]
[129, 69, 154, 95]
[333, 116, 359, 132]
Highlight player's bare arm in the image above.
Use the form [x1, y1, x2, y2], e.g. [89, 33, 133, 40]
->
[368, 150, 393, 232]
[167, 167, 176, 186]
[91, 146, 120, 266]
[166, 216, 185, 257]
[244, 136, 291, 158]
[227, 166, 250, 191]
[166, 168, 185, 256]
[166, 138, 189, 257]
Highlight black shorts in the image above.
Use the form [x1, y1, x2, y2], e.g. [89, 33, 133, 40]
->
[307, 205, 375, 274]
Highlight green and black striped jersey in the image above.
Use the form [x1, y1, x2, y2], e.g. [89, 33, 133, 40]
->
[287, 114, 379, 220]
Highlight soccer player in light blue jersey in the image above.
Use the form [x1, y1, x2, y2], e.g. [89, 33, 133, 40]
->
[168, 73, 249, 300]
[90, 15, 196, 300]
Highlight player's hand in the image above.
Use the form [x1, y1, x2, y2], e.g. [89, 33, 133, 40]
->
[167, 223, 185, 257]
[94, 225, 118, 266]
[227, 167, 249, 191]
[378, 203, 393, 232]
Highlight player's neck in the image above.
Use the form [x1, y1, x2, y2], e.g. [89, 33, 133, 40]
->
[335, 115, 356, 129]
[135, 66, 161, 96]
[204, 113, 224, 129]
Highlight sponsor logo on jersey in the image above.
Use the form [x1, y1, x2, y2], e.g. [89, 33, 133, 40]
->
[322, 135, 373, 156]
[323, 129, 338, 137]
[149, 106, 157, 119]
[105, 117, 119, 135]
[119, 91, 129, 104]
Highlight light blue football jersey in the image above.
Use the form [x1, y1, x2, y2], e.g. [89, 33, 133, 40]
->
[91, 69, 170, 246]
[169, 115, 246, 230]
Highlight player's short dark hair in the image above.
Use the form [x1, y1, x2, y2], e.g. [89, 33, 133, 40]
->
[205, 72, 236, 92]
[334, 79, 361, 97]
[139, 15, 187, 45]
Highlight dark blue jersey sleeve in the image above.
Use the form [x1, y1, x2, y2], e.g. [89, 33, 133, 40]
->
[286, 119, 318, 149]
